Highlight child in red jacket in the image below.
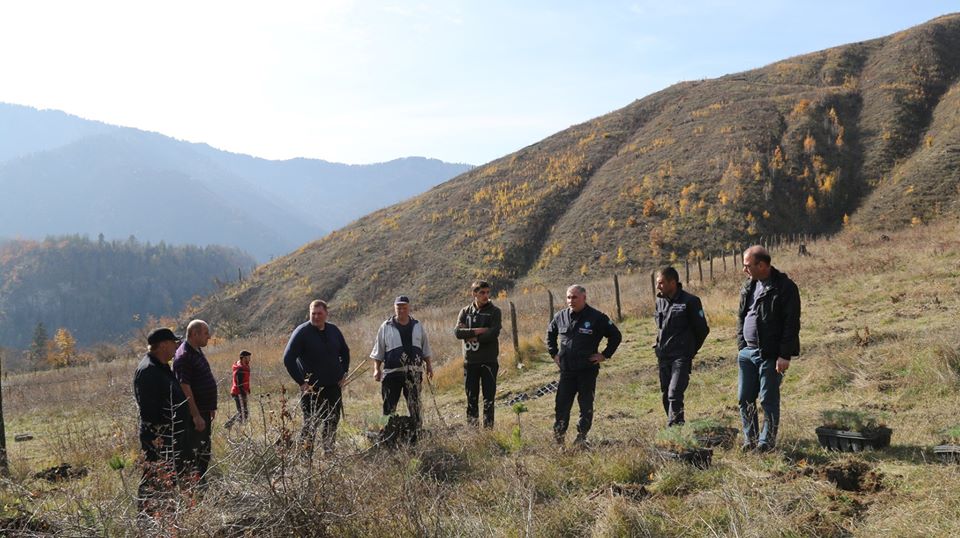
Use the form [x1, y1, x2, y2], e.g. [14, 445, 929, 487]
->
[225, 350, 252, 429]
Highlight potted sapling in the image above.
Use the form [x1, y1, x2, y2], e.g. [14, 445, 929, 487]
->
[815, 409, 892, 452]
[933, 425, 960, 464]
[654, 425, 713, 469]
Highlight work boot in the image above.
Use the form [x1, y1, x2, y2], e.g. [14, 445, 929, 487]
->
[572, 434, 590, 449]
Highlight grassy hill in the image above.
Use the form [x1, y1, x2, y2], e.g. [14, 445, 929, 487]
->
[1, 217, 959, 535]
[193, 14, 960, 336]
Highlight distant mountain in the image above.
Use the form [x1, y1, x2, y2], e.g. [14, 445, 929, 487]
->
[0, 103, 472, 260]
[0, 235, 255, 349]
[192, 14, 960, 336]
[190, 147, 473, 233]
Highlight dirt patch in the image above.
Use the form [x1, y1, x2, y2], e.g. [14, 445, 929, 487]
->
[776, 457, 883, 492]
[34, 463, 89, 482]
[822, 459, 883, 492]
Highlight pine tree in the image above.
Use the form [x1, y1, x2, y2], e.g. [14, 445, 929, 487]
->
[28, 322, 48, 370]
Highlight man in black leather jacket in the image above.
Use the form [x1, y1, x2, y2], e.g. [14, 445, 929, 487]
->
[547, 284, 622, 447]
[736, 245, 801, 451]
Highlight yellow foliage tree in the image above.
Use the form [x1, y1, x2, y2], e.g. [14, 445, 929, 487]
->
[616, 246, 627, 264]
[805, 195, 818, 214]
[51, 327, 77, 368]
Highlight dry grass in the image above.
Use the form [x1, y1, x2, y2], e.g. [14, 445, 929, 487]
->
[2, 219, 960, 535]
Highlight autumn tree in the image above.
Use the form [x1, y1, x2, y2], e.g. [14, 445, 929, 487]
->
[50, 328, 77, 368]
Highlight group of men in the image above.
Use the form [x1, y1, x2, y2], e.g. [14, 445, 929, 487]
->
[653, 245, 801, 451]
[132, 245, 800, 511]
[132, 320, 217, 511]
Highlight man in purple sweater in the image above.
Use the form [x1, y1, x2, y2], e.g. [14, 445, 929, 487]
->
[173, 319, 217, 484]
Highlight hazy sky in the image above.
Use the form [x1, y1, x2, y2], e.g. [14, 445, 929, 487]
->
[0, 1, 953, 165]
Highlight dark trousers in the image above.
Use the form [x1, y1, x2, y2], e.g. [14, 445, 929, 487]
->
[658, 356, 691, 426]
[300, 385, 342, 457]
[738, 347, 782, 447]
[465, 363, 498, 427]
[184, 410, 213, 484]
[226, 393, 248, 426]
[553, 368, 599, 440]
[382, 371, 422, 429]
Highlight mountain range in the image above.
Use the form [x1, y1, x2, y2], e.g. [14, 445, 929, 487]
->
[0, 103, 472, 261]
[190, 14, 960, 336]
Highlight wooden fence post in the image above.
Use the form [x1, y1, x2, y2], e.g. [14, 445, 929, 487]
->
[722, 252, 727, 272]
[697, 257, 703, 284]
[684, 260, 690, 284]
[709, 256, 714, 281]
[547, 290, 555, 322]
[0, 349, 7, 475]
[613, 274, 622, 322]
[509, 301, 520, 364]
[238, 267, 242, 282]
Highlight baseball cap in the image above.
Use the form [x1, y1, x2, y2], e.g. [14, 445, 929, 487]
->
[394, 295, 410, 305]
[147, 328, 181, 346]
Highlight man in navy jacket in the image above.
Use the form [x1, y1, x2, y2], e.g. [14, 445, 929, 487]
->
[283, 300, 350, 458]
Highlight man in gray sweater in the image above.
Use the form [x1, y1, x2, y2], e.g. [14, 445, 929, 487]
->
[454, 280, 502, 428]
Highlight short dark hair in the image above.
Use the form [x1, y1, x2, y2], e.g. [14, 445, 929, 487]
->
[239, 350, 251, 358]
[657, 266, 680, 283]
[472, 280, 491, 292]
[309, 299, 328, 311]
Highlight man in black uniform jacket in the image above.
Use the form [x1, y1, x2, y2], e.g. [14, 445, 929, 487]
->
[654, 266, 710, 426]
[547, 284, 622, 447]
[133, 328, 190, 513]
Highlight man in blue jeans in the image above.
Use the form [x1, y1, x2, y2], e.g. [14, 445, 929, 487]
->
[736, 245, 801, 452]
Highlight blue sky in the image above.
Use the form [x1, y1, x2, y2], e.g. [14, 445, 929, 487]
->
[0, 1, 953, 165]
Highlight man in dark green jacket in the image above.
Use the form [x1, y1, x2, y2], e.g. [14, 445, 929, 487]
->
[655, 266, 710, 426]
[737, 245, 801, 451]
[454, 280, 502, 428]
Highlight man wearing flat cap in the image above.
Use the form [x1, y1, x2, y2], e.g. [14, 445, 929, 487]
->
[133, 328, 190, 513]
[371, 295, 433, 430]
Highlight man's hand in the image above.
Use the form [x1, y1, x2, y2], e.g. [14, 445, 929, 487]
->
[300, 382, 313, 393]
[210, 410, 216, 421]
[473, 328, 488, 335]
[552, 355, 560, 368]
[374, 368, 383, 382]
[192, 414, 206, 432]
[425, 360, 434, 379]
[776, 357, 790, 374]
[338, 377, 347, 388]
[588, 353, 605, 364]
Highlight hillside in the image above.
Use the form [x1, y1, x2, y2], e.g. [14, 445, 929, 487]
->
[0, 235, 254, 352]
[2, 219, 960, 535]
[0, 103, 472, 261]
[193, 14, 960, 336]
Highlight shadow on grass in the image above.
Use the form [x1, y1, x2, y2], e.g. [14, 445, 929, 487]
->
[780, 438, 938, 465]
